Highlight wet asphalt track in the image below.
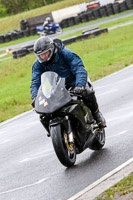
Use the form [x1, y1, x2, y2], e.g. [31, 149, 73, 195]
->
[0, 65, 133, 200]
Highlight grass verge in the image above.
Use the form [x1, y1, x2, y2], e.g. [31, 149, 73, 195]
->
[94, 172, 133, 200]
[0, 35, 40, 49]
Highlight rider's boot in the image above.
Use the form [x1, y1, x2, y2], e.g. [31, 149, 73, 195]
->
[83, 90, 106, 128]
[92, 109, 106, 128]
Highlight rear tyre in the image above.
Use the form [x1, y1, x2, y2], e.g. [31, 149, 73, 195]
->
[50, 124, 76, 167]
[89, 128, 105, 150]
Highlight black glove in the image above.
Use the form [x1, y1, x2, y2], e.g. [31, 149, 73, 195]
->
[73, 86, 85, 94]
[31, 97, 36, 108]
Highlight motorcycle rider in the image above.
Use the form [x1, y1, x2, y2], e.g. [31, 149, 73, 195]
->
[30, 36, 106, 128]
[43, 17, 52, 33]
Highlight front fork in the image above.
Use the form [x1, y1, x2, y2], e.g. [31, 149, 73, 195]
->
[40, 114, 74, 142]
[63, 116, 75, 153]
[65, 116, 74, 143]
[49, 115, 74, 143]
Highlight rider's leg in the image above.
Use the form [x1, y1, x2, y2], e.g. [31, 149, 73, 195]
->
[83, 83, 106, 128]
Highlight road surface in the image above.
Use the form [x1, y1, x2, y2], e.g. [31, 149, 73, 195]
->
[0, 65, 133, 200]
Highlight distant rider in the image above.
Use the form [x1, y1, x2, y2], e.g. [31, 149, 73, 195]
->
[43, 17, 52, 33]
[30, 36, 106, 128]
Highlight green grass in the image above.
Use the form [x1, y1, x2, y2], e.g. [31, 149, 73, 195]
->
[1, 22, 133, 122]
[0, 35, 40, 49]
[0, 55, 33, 122]
[0, 49, 13, 59]
[94, 172, 133, 200]
[0, 0, 91, 34]
[67, 24, 133, 81]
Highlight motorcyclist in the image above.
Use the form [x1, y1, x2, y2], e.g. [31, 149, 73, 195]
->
[43, 17, 52, 32]
[30, 36, 106, 128]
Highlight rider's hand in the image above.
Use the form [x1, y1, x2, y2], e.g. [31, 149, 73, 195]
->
[31, 97, 36, 108]
[73, 86, 85, 94]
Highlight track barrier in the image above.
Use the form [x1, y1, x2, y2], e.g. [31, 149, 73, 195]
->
[12, 27, 108, 59]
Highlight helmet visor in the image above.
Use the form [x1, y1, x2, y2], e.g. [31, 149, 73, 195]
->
[34, 37, 55, 63]
[35, 48, 52, 63]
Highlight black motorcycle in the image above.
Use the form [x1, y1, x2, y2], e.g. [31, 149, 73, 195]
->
[35, 72, 105, 167]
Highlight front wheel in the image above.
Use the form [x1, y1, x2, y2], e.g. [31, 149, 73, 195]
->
[50, 124, 76, 167]
[37, 31, 47, 36]
[89, 128, 105, 150]
[56, 28, 63, 34]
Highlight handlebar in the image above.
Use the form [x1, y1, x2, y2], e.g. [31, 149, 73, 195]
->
[68, 88, 83, 98]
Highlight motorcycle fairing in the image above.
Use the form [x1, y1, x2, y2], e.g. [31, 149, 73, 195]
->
[36, 22, 61, 34]
[35, 72, 72, 114]
[59, 102, 93, 150]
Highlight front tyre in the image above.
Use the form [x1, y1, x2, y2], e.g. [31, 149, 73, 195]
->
[50, 124, 76, 167]
[37, 31, 47, 37]
[56, 28, 63, 34]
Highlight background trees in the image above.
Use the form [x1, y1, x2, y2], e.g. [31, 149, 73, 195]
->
[0, 0, 7, 17]
[0, 0, 63, 16]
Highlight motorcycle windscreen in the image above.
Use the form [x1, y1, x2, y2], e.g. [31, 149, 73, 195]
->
[36, 26, 44, 31]
[35, 72, 72, 114]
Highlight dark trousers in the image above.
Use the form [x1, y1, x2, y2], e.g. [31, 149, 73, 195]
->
[82, 81, 99, 115]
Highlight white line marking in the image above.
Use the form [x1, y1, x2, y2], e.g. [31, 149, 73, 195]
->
[96, 89, 118, 97]
[95, 76, 133, 90]
[95, 85, 112, 90]
[0, 110, 33, 127]
[0, 139, 10, 145]
[68, 157, 133, 200]
[0, 53, 7, 57]
[116, 76, 133, 84]
[0, 56, 12, 61]
[109, 21, 133, 30]
[108, 112, 133, 122]
[110, 105, 133, 114]
[0, 178, 48, 195]
[94, 64, 133, 84]
[107, 130, 128, 139]
[20, 152, 54, 163]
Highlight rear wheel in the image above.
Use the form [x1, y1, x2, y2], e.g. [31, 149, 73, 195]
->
[50, 124, 76, 167]
[89, 128, 105, 150]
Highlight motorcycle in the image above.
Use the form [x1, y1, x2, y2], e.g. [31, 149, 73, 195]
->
[36, 22, 62, 36]
[35, 72, 106, 168]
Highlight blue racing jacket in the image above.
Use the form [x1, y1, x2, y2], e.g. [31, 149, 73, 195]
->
[30, 39, 87, 99]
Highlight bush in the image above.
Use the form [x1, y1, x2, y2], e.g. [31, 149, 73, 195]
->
[0, 1, 7, 17]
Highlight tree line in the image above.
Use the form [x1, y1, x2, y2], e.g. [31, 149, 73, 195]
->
[0, 0, 63, 17]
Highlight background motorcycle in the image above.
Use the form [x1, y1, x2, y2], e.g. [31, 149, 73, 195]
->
[36, 22, 62, 36]
[35, 72, 106, 168]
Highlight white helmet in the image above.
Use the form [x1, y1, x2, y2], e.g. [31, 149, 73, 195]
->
[46, 17, 51, 23]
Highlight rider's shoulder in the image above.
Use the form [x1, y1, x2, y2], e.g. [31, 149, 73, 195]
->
[61, 47, 72, 55]
[33, 59, 44, 69]
[61, 48, 77, 60]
